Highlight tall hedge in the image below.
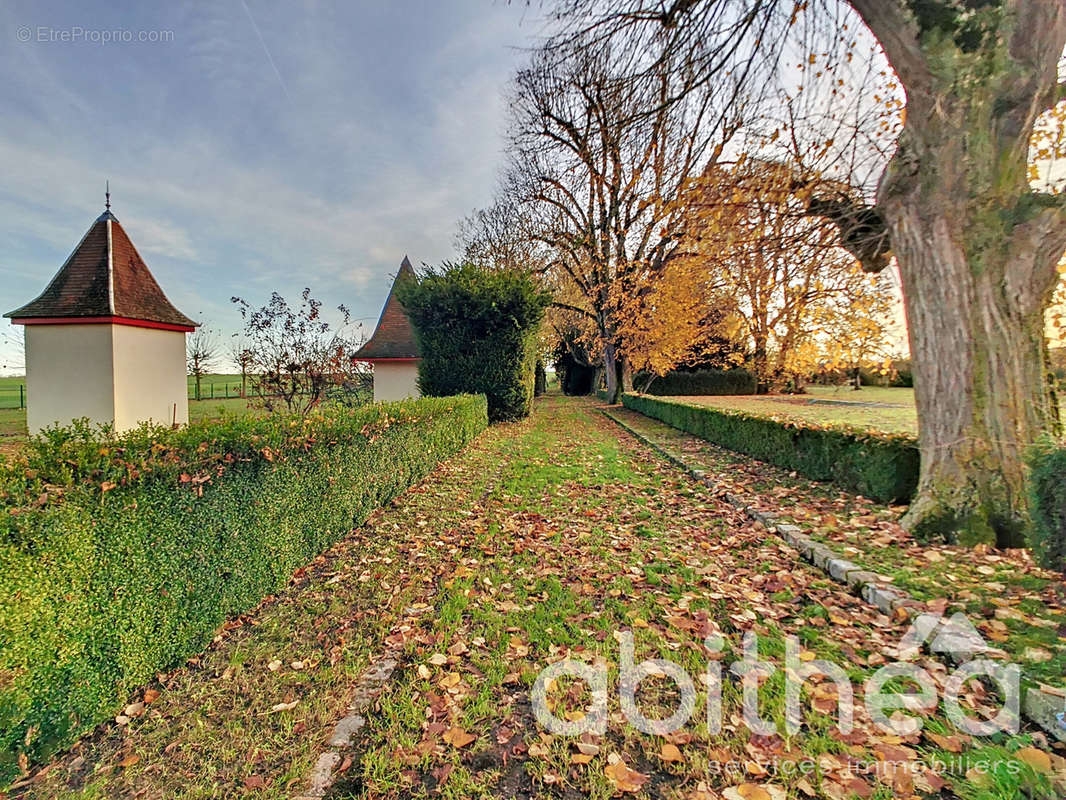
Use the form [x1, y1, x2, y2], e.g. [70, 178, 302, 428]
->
[623, 393, 919, 503]
[0, 395, 487, 784]
[1028, 441, 1066, 572]
[642, 368, 757, 396]
[397, 262, 551, 422]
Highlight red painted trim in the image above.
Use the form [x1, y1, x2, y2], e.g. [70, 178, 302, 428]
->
[11, 316, 196, 332]
[352, 356, 420, 363]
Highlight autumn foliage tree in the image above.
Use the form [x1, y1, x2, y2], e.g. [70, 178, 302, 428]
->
[506, 28, 748, 402]
[551, 0, 1066, 546]
[676, 159, 897, 392]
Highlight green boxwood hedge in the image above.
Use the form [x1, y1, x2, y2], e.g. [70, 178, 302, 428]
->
[622, 393, 919, 504]
[0, 395, 487, 783]
[1028, 440, 1066, 573]
[641, 368, 757, 396]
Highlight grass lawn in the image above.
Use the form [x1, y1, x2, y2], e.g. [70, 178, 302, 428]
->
[187, 372, 247, 399]
[19, 395, 1064, 800]
[668, 386, 919, 437]
[671, 386, 1066, 439]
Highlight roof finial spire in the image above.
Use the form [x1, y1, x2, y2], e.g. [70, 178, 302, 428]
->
[105, 180, 111, 211]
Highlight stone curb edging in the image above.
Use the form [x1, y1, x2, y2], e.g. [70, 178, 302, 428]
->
[599, 409, 1066, 743]
[294, 604, 433, 799]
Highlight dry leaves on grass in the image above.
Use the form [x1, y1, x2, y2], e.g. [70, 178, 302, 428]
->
[603, 753, 649, 793]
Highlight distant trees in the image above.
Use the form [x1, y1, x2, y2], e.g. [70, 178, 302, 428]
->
[227, 338, 254, 398]
[231, 289, 369, 415]
[186, 327, 219, 401]
[504, 29, 745, 403]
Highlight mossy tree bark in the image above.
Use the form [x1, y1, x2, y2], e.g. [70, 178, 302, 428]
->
[849, 0, 1066, 544]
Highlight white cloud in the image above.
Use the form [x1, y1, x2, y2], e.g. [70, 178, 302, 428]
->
[0, 0, 540, 374]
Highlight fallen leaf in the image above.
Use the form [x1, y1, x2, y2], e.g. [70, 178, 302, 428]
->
[117, 754, 140, 768]
[723, 784, 786, 800]
[604, 754, 649, 792]
[1022, 647, 1053, 663]
[1016, 747, 1052, 774]
[659, 743, 683, 762]
[442, 726, 476, 748]
[270, 700, 298, 713]
[123, 702, 145, 718]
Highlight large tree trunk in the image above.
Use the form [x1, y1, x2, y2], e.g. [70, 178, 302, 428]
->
[854, 0, 1066, 545]
[890, 203, 1059, 545]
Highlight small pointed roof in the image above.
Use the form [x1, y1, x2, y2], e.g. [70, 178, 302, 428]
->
[353, 256, 420, 360]
[6, 208, 198, 330]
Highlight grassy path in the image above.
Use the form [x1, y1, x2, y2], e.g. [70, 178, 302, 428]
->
[18, 396, 1064, 799]
[604, 405, 1066, 691]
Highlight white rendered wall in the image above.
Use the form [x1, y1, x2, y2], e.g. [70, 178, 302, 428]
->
[372, 361, 421, 403]
[24, 323, 188, 434]
[111, 324, 189, 431]
[25, 324, 115, 434]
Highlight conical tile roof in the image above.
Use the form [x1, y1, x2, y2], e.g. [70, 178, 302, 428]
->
[353, 256, 420, 360]
[6, 209, 197, 329]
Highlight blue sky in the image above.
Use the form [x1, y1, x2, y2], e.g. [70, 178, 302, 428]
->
[0, 1, 542, 372]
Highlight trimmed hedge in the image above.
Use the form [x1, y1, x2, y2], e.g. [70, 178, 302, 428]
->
[397, 262, 551, 422]
[0, 395, 487, 783]
[1028, 441, 1066, 573]
[642, 368, 757, 396]
[622, 393, 919, 504]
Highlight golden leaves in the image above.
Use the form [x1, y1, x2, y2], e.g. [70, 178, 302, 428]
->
[722, 783, 786, 800]
[658, 742, 684, 763]
[441, 726, 476, 749]
[603, 753, 649, 793]
[1015, 746, 1052, 774]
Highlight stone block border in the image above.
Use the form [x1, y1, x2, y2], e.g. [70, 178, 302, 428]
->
[600, 409, 1066, 742]
[295, 603, 434, 799]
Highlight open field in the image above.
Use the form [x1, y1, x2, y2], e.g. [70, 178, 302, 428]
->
[0, 397, 261, 448]
[186, 372, 247, 399]
[0, 374, 249, 410]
